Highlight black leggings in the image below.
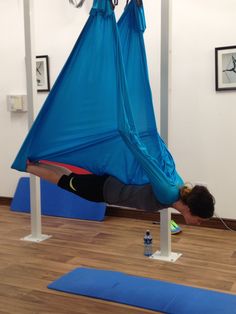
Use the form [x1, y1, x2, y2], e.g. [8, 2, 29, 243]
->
[57, 173, 109, 202]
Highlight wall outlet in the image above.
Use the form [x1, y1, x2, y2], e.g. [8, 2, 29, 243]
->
[7, 95, 27, 112]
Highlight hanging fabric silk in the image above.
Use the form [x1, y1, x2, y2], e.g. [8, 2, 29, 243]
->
[117, 0, 183, 203]
[12, 0, 183, 204]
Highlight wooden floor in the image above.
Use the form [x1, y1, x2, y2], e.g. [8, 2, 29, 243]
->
[0, 206, 236, 314]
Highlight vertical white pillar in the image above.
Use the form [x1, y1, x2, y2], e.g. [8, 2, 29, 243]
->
[22, 0, 50, 242]
[160, 0, 172, 258]
[160, 0, 171, 145]
[151, 0, 181, 262]
[160, 208, 171, 256]
[151, 208, 181, 262]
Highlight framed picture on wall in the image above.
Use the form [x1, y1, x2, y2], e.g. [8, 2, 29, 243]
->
[36, 55, 50, 92]
[215, 46, 236, 91]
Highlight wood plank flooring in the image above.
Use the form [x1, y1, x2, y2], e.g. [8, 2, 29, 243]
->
[0, 205, 236, 314]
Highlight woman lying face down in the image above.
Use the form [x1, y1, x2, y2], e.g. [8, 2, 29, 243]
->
[26, 162, 215, 225]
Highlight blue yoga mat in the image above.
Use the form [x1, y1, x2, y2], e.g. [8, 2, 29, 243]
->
[48, 267, 236, 314]
[11, 177, 106, 221]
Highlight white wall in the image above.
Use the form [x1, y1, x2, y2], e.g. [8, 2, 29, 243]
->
[0, 0, 236, 219]
[0, 0, 27, 196]
[170, 0, 236, 218]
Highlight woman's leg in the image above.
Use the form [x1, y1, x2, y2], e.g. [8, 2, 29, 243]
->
[31, 162, 72, 176]
[26, 162, 71, 184]
[27, 162, 108, 202]
[57, 173, 109, 202]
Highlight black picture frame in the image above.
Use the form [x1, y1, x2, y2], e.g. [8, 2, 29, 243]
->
[215, 46, 236, 91]
[36, 55, 50, 92]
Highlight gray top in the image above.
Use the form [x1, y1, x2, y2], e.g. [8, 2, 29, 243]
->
[103, 176, 168, 211]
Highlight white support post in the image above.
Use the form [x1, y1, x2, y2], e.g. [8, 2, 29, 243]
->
[151, 209, 182, 262]
[151, 0, 181, 262]
[160, 0, 171, 144]
[22, 0, 51, 242]
[160, 208, 171, 256]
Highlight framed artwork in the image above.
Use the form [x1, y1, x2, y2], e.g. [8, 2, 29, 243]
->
[215, 46, 236, 91]
[36, 55, 50, 92]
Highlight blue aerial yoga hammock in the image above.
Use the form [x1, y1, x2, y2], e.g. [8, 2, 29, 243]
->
[12, 0, 183, 205]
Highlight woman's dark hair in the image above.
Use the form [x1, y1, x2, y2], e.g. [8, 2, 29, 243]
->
[180, 185, 215, 219]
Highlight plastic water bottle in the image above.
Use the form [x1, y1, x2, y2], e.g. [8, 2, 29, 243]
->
[144, 230, 153, 257]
